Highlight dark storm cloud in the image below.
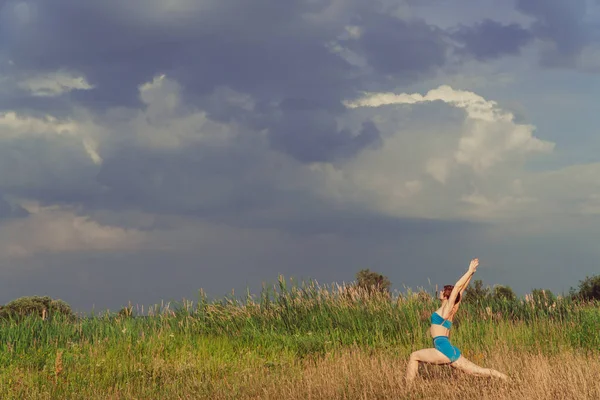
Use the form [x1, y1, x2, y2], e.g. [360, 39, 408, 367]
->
[266, 98, 381, 163]
[0, 0, 360, 110]
[346, 15, 448, 78]
[94, 141, 296, 216]
[451, 19, 534, 61]
[2, 0, 593, 118]
[0, 0, 575, 220]
[1, 0, 386, 164]
[516, 0, 591, 64]
[0, 0, 475, 113]
[1, 0, 548, 168]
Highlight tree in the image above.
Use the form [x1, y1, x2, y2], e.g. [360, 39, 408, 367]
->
[493, 285, 516, 301]
[356, 269, 391, 294]
[463, 279, 490, 303]
[571, 275, 600, 301]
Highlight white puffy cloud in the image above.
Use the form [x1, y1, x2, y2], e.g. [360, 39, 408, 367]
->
[0, 111, 78, 137]
[345, 85, 554, 173]
[4, 73, 235, 155]
[18, 71, 94, 97]
[0, 110, 102, 166]
[310, 85, 557, 221]
[0, 73, 248, 194]
[114, 74, 239, 150]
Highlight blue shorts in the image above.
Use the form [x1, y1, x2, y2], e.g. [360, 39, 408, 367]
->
[433, 336, 461, 363]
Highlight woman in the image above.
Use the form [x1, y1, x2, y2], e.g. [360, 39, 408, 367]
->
[405, 258, 508, 384]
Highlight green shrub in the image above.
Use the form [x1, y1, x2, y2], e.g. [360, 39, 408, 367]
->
[0, 296, 74, 321]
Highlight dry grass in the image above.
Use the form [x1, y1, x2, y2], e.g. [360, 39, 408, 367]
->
[199, 349, 600, 400]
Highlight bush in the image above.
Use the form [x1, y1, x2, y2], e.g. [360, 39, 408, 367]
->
[0, 296, 74, 320]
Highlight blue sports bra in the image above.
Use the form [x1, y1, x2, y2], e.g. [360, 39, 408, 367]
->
[431, 312, 452, 329]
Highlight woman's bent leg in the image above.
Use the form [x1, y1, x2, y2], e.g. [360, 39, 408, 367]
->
[405, 348, 451, 385]
[451, 356, 508, 380]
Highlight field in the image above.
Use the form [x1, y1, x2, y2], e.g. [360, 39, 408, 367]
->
[1, 277, 600, 399]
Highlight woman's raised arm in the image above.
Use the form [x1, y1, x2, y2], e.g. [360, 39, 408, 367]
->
[446, 258, 479, 308]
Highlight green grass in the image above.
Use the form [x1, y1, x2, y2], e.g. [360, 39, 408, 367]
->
[0, 276, 599, 398]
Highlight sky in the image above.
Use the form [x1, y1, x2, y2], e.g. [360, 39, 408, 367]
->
[0, 0, 600, 311]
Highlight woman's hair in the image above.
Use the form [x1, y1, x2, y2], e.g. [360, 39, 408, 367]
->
[442, 285, 461, 304]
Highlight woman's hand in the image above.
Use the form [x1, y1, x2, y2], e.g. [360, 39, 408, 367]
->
[468, 258, 479, 273]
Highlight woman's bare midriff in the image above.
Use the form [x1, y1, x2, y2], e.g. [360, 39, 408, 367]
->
[430, 324, 450, 338]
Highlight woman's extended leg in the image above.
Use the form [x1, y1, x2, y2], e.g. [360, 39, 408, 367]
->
[451, 356, 508, 380]
[405, 348, 450, 384]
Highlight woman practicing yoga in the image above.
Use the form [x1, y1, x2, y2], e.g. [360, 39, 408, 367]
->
[405, 258, 508, 384]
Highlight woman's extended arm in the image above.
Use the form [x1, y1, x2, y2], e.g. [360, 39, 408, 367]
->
[460, 271, 476, 296]
[446, 258, 479, 307]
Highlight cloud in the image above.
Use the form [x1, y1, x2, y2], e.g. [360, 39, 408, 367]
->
[17, 71, 94, 97]
[78, 76, 600, 234]
[0, 68, 592, 236]
[0, 111, 78, 138]
[0, 0, 565, 175]
[341, 14, 448, 78]
[0, 73, 564, 228]
[305, 85, 556, 221]
[0, 0, 362, 111]
[0, 203, 146, 258]
[515, 0, 592, 65]
[266, 99, 382, 163]
[450, 19, 534, 61]
[1, 0, 530, 117]
[345, 85, 554, 172]
[0, 122, 102, 205]
[0, 73, 306, 220]
[0, 105, 105, 204]
[125, 74, 237, 150]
